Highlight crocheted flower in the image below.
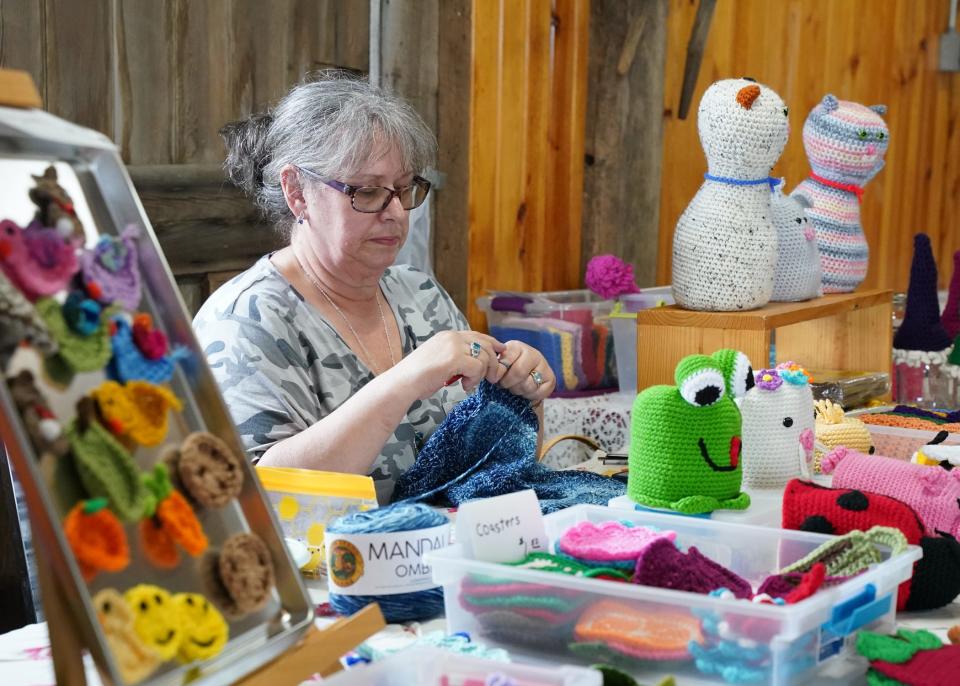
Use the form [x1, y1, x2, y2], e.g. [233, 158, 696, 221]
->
[777, 361, 812, 385]
[584, 255, 640, 299]
[755, 369, 783, 390]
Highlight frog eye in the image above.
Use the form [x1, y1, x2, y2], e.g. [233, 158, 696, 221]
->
[729, 352, 754, 399]
[680, 368, 726, 407]
[857, 129, 868, 140]
[876, 131, 886, 140]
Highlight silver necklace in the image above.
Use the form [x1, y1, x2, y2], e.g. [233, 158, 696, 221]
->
[294, 252, 397, 374]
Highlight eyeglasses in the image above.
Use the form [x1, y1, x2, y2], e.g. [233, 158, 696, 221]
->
[296, 166, 432, 213]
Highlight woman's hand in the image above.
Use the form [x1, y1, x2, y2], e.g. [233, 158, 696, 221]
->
[495, 340, 556, 403]
[394, 330, 507, 400]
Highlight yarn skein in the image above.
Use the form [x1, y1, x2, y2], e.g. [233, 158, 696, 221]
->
[326, 501, 449, 623]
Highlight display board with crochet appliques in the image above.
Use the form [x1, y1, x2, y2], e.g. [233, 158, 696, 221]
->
[0, 105, 312, 686]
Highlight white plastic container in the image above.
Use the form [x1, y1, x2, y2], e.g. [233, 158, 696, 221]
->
[427, 505, 919, 686]
[322, 646, 602, 685]
[609, 287, 675, 397]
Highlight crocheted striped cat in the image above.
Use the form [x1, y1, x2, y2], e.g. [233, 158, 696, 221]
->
[791, 94, 888, 293]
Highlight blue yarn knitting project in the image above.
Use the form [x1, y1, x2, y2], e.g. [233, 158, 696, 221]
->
[391, 381, 625, 513]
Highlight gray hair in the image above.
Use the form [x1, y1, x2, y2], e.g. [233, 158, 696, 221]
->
[220, 70, 436, 234]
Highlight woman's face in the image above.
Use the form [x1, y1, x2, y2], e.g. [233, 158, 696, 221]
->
[300, 146, 412, 275]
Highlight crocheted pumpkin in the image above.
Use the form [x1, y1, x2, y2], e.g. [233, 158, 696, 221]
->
[672, 78, 789, 311]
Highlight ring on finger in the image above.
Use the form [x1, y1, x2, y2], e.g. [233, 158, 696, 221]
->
[469, 341, 483, 358]
[498, 356, 512, 369]
[529, 370, 544, 387]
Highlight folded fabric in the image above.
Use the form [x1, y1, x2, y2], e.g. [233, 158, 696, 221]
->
[391, 380, 625, 513]
[633, 536, 752, 599]
[492, 319, 584, 391]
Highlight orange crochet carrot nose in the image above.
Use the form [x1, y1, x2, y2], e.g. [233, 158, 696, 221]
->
[736, 84, 761, 109]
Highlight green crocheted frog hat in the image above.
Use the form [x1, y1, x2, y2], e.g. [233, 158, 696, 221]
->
[627, 349, 752, 514]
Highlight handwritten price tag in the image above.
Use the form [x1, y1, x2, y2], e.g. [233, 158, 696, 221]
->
[454, 489, 548, 563]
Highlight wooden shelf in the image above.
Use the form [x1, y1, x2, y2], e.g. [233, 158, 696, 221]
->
[636, 289, 893, 390]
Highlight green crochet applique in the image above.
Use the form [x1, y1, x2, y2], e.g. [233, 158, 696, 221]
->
[507, 551, 632, 581]
[36, 297, 114, 373]
[780, 527, 908, 577]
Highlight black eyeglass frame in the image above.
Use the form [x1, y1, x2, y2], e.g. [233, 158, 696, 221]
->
[296, 165, 432, 213]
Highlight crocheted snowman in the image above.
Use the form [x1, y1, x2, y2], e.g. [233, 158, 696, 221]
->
[672, 78, 789, 311]
[740, 363, 815, 489]
[791, 95, 888, 293]
[771, 181, 822, 301]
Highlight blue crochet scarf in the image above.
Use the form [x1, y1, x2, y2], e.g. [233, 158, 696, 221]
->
[391, 381, 625, 513]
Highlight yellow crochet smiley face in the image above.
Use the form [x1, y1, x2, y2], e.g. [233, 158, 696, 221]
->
[172, 593, 229, 663]
[124, 584, 181, 660]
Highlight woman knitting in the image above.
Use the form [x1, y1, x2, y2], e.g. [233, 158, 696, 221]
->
[193, 72, 556, 503]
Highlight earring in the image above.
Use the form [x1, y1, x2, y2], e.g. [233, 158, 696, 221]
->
[297, 212, 305, 225]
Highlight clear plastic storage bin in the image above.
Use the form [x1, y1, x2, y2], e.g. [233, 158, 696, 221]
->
[609, 287, 675, 397]
[477, 290, 618, 394]
[862, 422, 960, 461]
[427, 505, 919, 686]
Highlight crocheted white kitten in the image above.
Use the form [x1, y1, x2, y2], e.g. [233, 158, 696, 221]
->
[771, 181, 822, 301]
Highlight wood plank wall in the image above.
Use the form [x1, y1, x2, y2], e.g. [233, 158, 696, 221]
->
[657, 0, 960, 292]
[466, 0, 590, 326]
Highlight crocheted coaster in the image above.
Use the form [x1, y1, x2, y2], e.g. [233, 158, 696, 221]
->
[92, 380, 183, 447]
[857, 629, 960, 686]
[507, 551, 632, 581]
[822, 446, 960, 539]
[92, 588, 161, 684]
[80, 225, 142, 310]
[36, 296, 113, 373]
[124, 584, 183, 661]
[628, 351, 750, 514]
[462, 595, 586, 623]
[633, 537, 752, 599]
[168, 431, 244, 508]
[0, 270, 56, 365]
[558, 520, 677, 563]
[461, 576, 575, 599]
[203, 532, 275, 617]
[780, 526, 907, 577]
[7, 369, 69, 459]
[172, 593, 229, 663]
[552, 543, 637, 572]
[67, 398, 147, 522]
[107, 317, 188, 384]
[475, 610, 575, 650]
[574, 599, 701, 661]
[64, 499, 130, 581]
[0, 219, 79, 301]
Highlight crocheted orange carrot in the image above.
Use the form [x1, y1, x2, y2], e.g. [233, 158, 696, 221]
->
[64, 498, 130, 581]
[141, 464, 207, 564]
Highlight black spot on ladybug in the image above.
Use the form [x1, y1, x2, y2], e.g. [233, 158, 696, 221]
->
[837, 490, 869, 511]
[800, 515, 835, 534]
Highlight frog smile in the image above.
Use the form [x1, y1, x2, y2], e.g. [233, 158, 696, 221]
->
[698, 437, 739, 472]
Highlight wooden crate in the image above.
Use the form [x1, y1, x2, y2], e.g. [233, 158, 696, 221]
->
[636, 289, 893, 390]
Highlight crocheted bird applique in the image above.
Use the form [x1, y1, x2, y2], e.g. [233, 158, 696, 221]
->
[29, 165, 86, 242]
[0, 219, 79, 301]
[628, 349, 752, 514]
[107, 314, 190, 384]
[91, 379, 183, 447]
[36, 292, 115, 375]
[81, 225, 142, 310]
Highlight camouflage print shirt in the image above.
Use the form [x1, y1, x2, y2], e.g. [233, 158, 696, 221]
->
[192, 256, 469, 503]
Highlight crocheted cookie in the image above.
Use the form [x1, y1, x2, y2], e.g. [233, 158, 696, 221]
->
[204, 532, 275, 617]
[574, 599, 702, 661]
[633, 536, 752, 599]
[170, 431, 244, 508]
[671, 79, 788, 311]
[80, 225, 142, 310]
[7, 369, 69, 459]
[741, 364, 815, 489]
[64, 499, 129, 581]
[91, 380, 183, 447]
[67, 398, 147, 522]
[172, 593, 229, 663]
[791, 95, 888, 294]
[558, 521, 676, 563]
[124, 584, 182, 661]
[628, 350, 751, 514]
[92, 588, 161, 684]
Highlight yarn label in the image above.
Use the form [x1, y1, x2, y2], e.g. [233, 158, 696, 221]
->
[324, 524, 452, 596]
[455, 489, 548, 563]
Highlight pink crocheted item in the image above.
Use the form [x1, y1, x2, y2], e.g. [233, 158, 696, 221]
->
[80, 225, 141, 310]
[132, 314, 168, 360]
[633, 537, 753, 599]
[584, 255, 641, 299]
[822, 446, 960, 539]
[0, 219, 79, 301]
[558, 521, 676, 562]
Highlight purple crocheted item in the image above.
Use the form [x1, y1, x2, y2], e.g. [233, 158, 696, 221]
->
[80, 225, 141, 310]
[889, 405, 960, 423]
[893, 234, 952, 352]
[633, 537, 752, 599]
[756, 570, 851, 600]
[585, 255, 640, 300]
[558, 521, 676, 562]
